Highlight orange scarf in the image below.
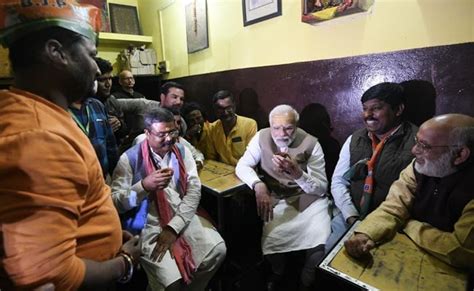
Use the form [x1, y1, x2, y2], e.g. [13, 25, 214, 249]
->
[360, 125, 401, 218]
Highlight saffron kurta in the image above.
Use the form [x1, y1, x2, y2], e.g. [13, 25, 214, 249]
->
[0, 88, 122, 289]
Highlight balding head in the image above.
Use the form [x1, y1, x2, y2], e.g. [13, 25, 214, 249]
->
[413, 114, 474, 177]
[119, 70, 135, 92]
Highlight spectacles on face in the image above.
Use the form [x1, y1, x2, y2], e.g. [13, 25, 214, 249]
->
[414, 136, 461, 152]
[149, 129, 179, 139]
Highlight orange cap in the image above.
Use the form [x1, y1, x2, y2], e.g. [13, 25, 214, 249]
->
[0, 0, 101, 47]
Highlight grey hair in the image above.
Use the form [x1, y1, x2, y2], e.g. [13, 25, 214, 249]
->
[143, 107, 175, 130]
[450, 126, 474, 152]
[269, 105, 299, 125]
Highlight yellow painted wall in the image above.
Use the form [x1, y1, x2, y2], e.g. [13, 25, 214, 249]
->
[130, 0, 474, 79]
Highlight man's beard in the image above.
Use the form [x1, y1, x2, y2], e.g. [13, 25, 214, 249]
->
[272, 134, 296, 149]
[415, 149, 458, 178]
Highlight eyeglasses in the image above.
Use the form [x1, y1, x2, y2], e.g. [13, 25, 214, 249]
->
[414, 136, 461, 151]
[149, 129, 179, 139]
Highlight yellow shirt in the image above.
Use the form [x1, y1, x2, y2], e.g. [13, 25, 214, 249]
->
[0, 88, 122, 289]
[207, 115, 257, 166]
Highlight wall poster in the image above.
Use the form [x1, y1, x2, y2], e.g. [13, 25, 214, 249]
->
[185, 0, 209, 53]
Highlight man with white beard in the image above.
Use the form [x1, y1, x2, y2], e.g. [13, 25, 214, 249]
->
[345, 113, 474, 270]
[236, 105, 330, 291]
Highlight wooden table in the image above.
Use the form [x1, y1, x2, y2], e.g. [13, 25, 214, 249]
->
[199, 160, 247, 232]
[319, 222, 468, 290]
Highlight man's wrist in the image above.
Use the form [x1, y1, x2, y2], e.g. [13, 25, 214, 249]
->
[251, 180, 264, 190]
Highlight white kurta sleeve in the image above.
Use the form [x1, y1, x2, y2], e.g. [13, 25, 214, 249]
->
[167, 146, 202, 234]
[235, 131, 262, 189]
[110, 153, 149, 213]
[294, 141, 328, 196]
[331, 135, 359, 220]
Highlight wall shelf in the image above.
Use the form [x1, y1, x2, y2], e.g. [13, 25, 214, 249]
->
[98, 32, 153, 45]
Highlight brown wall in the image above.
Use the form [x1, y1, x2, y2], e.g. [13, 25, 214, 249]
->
[172, 42, 474, 143]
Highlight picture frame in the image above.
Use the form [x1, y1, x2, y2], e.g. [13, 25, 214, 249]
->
[242, 0, 282, 26]
[109, 3, 142, 35]
[185, 0, 209, 53]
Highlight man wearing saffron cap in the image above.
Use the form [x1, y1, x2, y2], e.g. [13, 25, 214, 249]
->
[111, 107, 226, 291]
[0, 1, 140, 289]
[327, 82, 418, 252]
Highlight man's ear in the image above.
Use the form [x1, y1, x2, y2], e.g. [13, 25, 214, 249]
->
[395, 103, 405, 117]
[160, 93, 165, 103]
[453, 146, 471, 166]
[44, 39, 67, 66]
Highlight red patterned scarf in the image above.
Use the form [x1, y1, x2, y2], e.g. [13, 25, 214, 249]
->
[141, 140, 196, 284]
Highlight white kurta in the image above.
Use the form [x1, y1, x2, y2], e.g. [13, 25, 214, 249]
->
[236, 131, 331, 255]
[111, 145, 224, 288]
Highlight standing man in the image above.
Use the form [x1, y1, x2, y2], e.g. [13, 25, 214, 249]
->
[0, 1, 140, 289]
[327, 82, 418, 251]
[160, 81, 185, 110]
[236, 105, 330, 291]
[208, 90, 257, 166]
[69, 91, 119, 179]
[345, 114, 474, 269]
[113, 69, 147, 99]
[94, 57, 129, 146]
[111, 108, 226, 290]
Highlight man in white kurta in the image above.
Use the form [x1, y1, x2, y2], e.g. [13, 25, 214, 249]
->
[111, 108, 225, 291]
[236, 105, 330, 290]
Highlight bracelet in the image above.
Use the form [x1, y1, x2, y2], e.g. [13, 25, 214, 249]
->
[117, 252, 134, 284]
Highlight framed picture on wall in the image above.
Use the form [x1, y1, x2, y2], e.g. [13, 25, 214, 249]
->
[301, 0, 375, 24]
[185, 0, 209, 53]
[109, 3, 142, 35]
[242, 0, 282, 26]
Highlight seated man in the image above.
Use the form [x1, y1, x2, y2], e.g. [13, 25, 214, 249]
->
[236, 105, 330, 291]
[113, 70, 146, 99]
[328, 82, 417, 252]
[133, 107, 205, 170]
[182, 102, 213, 158]
[208, 90, 257, 166]
[345, 114, 474, 270]
[111, 108, 226, 290]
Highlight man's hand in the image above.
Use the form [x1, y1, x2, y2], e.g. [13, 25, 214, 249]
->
[344, 233, 375, 259]
[108, 116, 121, 132]
[150, 226, 178, 262]
[142, 168, 174, 192]
[272, 154, 303, 180]
[121, 232, 141, 264]
[186, 124, 202, 140]
[346, 216, 359, 225]
[254, 182, 273, 222]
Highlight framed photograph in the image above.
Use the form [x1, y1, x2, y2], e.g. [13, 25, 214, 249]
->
[185, 0, 209, 53]
[242, 0, 282, 26]
[301, 0, 375, 25]
[109, 3, 141, 35]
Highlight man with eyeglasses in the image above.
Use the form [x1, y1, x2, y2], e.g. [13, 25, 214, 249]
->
[345, 113, 474, 271]
[327, 82, 418, 252]
[208, 90, 257, 165]
[236, 105, 330, 291]
[113, 70, 147, 99]
[111, 107, 226, 290]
